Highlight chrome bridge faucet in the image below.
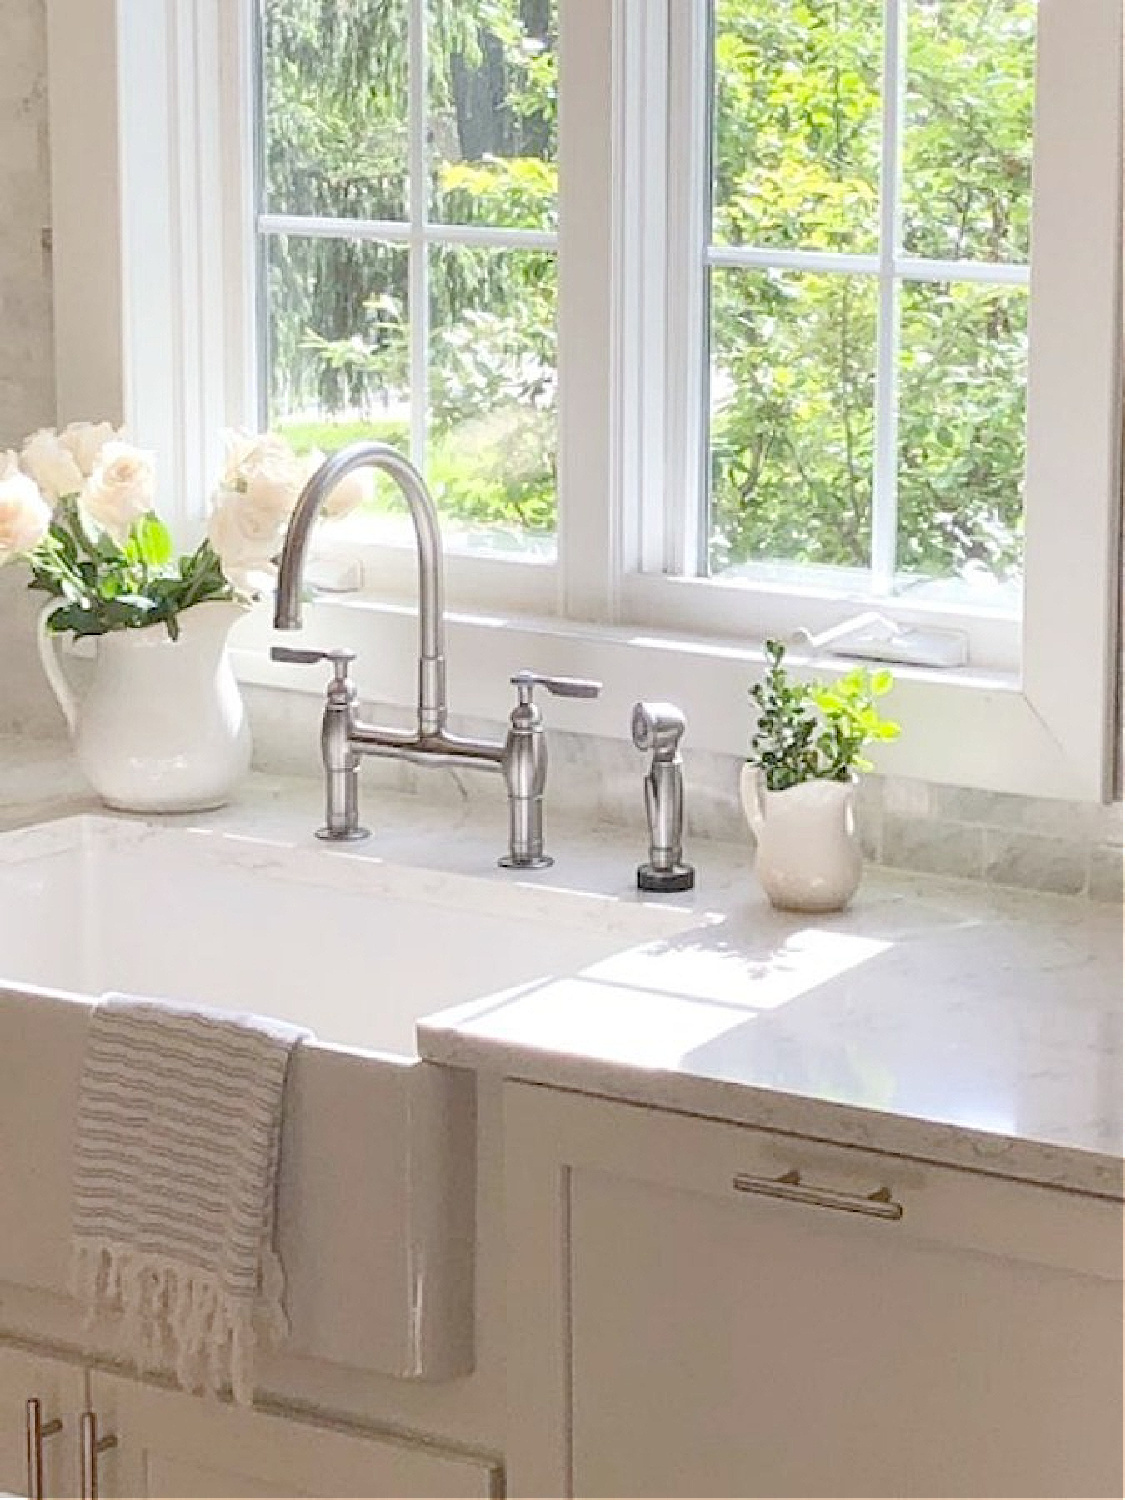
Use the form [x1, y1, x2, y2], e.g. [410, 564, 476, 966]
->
[271, 442, 599, 867]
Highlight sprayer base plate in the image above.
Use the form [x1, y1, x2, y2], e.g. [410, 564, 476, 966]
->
[637, 862, 695, 893]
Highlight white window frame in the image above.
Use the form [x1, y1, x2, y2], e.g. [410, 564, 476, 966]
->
[44, 0, 1122, 801]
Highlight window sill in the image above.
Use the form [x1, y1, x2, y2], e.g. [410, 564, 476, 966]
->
[229, 596, 1102, 803]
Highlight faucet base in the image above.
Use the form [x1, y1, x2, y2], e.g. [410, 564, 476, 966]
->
[316, 825, 372, 843]
[498, 853, 554, 871]
[637, 861, 695, 893]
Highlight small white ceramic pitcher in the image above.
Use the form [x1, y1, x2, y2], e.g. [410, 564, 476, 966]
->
[37, 599, 252, 812]
[740, 764, 862, 912]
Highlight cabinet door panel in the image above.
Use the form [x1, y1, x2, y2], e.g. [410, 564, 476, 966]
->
[89, 1373, 499, 1500]
[570, 1164, 1122, 1499]
[504, 1083, 1124, 1500]
[0, 1346, 84, 1500]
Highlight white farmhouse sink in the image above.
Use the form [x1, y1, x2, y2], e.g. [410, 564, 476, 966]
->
[0, 814, 694, 1379]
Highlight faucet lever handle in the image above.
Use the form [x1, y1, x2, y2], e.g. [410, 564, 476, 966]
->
[510, 670, 602, 706]
[272, 645, 355, 670]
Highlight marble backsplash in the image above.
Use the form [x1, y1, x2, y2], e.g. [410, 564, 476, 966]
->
[0, 0, 51, 446]
[0, 0, 57, 735]
[244, 683, 1123, 903]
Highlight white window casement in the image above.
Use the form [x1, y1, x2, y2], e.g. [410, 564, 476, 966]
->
[45, 0, 1122, 801]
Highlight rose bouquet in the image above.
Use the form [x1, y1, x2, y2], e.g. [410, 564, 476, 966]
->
[0, 424, 367, 639]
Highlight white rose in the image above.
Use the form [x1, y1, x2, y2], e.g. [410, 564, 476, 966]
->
[20, 428, 84, 502]
[59, 420, 121, 477]
[218, 428, 261, 490]
[220, 431, 303, 497]
[0, 449, 18, 481]
[0, 470, 52, 565]
[80, 441, 157, 544]
[315, 454, 371, 519]
[243, 447, 305, 519]
[206, 485, 291, 592]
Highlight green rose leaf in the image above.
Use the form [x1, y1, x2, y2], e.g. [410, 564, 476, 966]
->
[136, 514, 174, 568]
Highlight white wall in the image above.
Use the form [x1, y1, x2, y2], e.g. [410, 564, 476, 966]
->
[0, 0, 62, 734]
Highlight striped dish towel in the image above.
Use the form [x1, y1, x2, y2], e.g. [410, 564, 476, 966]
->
[71, 995, 308, 1406]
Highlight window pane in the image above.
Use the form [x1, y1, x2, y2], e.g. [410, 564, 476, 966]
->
[428, 0, 558, 230]
[264, 234, 412, 511]
[260, 0, 409, 220]
[902, 0, 1036, 263]
[429, 246, 557, 555]
[710, 270, 877, 573]
[711, 0, 883, 253]
[897, 281, 1027, 593]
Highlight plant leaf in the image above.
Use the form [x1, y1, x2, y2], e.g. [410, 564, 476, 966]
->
[136, 514, 174, 568]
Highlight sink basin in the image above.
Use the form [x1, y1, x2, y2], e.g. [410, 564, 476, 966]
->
[0, 814, 695, 1379]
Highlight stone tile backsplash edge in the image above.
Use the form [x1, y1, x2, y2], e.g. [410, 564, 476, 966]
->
[244, 685, 1124, 904]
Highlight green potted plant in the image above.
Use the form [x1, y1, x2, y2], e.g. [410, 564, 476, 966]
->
[742, 638, 900, 911]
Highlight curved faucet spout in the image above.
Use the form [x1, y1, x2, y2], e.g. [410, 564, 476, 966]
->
[273, 442, 446, 736]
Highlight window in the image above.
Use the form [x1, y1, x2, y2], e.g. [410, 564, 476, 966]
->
[45, 0, 1122, 798]
[702, 0, 1032, 617]
[256, 0, 560, 563]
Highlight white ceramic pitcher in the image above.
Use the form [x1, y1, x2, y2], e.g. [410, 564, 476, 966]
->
[37, 599, 252, 812]
[740, 764, 862, 912]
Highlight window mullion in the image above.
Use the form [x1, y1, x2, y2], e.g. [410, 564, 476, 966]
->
[663, 0, 711, 578]
[409, 0, 429, 473]
[871, 0, 907, 595]
[556, 0, 618, 624]
[616, 0, 671, 577]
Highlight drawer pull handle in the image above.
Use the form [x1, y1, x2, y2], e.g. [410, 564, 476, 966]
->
[732, 1168, 904, 1221]
[80, 1412, 117, 1500]
[25, 1398, 63, 1500]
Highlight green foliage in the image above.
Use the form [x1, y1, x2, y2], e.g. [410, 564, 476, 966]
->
[26, 499, 232, 640]
[748, 638, 900, 791]
[260, 0, 1034, 576]
[710, 0, 1034, 585]
[261, 0, 559, 536]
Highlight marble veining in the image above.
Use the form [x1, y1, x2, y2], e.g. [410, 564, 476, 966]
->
[1, 736, 1121, 1200]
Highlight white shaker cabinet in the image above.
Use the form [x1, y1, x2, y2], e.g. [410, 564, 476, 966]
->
[0, 1346, 84, 1499]
[0, 1344, 501, 1500]
[504, 1083, 1124, 1499]
[84, 1372, 501, 1500]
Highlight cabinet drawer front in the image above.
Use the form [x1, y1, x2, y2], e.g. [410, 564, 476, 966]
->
[506, 1083, 1122, 1281]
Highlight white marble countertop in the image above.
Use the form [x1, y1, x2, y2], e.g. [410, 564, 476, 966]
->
[2, 736, 1122, 1200]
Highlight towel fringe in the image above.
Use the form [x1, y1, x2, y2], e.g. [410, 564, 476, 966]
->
[71, 1238, 284, 1405]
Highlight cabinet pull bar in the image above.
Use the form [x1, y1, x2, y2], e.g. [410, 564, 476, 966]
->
[25, 1398, 63, 1500]
[79, 1412, 117, 1500]
[732, 1169, 904, 1221]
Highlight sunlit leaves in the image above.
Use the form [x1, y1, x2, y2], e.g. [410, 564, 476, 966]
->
[903, 0, 1036, 263]
[713, 0, 883, 253]
[749, 639, 901, 789]
[710, 0, 1035, 585]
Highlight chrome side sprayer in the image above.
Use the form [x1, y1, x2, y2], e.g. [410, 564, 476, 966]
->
[631, 700, 695, 893]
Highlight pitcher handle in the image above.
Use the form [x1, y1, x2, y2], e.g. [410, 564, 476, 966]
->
[741, 762, 766, 833]
[36, 604, 78, 736]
